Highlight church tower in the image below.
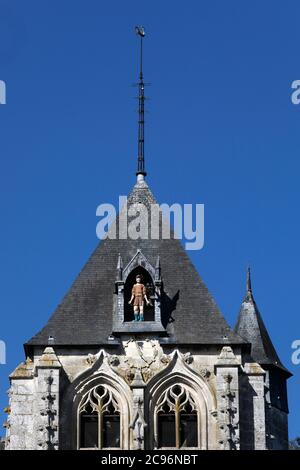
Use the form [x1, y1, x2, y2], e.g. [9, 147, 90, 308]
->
[4, 28, 290, 451]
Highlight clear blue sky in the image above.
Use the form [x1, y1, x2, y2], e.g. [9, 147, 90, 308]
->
[0, 0, 299, 439]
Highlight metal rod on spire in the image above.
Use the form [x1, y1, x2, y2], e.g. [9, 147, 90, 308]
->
[135, 26, 147, 178]
[247, 266, 252, 293]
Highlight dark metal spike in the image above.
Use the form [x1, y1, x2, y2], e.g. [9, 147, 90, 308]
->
[135, 26, 147, 177]
[247, 266, 252, 293]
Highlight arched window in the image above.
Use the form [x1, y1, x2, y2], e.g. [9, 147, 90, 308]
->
[79, 385, 120, 449]
[156, 385, 198, 448]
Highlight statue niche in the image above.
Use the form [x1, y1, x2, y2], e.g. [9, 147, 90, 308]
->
[124, 267, 155, 322]
[113, 250, 165, 333]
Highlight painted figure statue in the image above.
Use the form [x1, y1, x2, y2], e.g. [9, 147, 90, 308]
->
[128, 274, 151, 321]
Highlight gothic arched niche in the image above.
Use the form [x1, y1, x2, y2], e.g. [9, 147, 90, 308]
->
[124, 266, 155, 322]
[113, 250, 164, 333]
[145, 352, 218, 450]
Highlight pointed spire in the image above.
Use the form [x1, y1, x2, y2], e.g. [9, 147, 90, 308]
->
[135, 26, 147, 181]
[155, 255, 161, 281]
[116, 253, 123, 281]
[244, 266, 253, 302]
[234, 268, 290, 374]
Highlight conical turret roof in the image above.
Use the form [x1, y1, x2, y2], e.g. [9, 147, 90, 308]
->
[234, 269, 290, 375]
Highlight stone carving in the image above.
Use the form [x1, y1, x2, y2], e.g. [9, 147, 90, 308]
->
[219, 373, 239, 450]
[141, 368, 153, 383]
[86, 353, 96, 365]
[129, 396, 147, 450]
[38, 371, 58, 450]
[79, 385, 120, 415]
[200, 368, 211, 380]
[156, 384, 197, 414]
[183, 352, 193, 364]
[160, 354, 170, 365]
[131, 369, 145, 387]
[125, 369, 135, 383]
[120, 340, 169, 385]
[109, 355, 120, 367]
[123, 250, 155, 282]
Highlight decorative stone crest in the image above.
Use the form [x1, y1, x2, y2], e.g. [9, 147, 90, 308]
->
[200, 368, 211, 380]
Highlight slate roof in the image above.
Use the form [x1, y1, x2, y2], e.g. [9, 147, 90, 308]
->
[26, 178, 245, 349]
[234, 273, 291, 375]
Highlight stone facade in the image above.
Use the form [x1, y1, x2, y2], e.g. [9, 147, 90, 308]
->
[4, 342, 288, 450]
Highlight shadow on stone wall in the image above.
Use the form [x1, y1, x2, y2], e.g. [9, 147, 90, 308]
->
[161, 290, 180, 328]
[239, 375, 256, 450]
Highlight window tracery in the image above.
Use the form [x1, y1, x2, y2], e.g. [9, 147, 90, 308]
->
[79, 385, 120, 449]
[156, 384, 198, 448]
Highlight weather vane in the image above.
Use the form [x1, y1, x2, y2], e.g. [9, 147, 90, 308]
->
[135, 26, 145, 37]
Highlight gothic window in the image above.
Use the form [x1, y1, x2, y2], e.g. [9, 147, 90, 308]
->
[79, 386, 120, 449]
[156, 385, 198, 448]
[124, 266, 155, 322]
